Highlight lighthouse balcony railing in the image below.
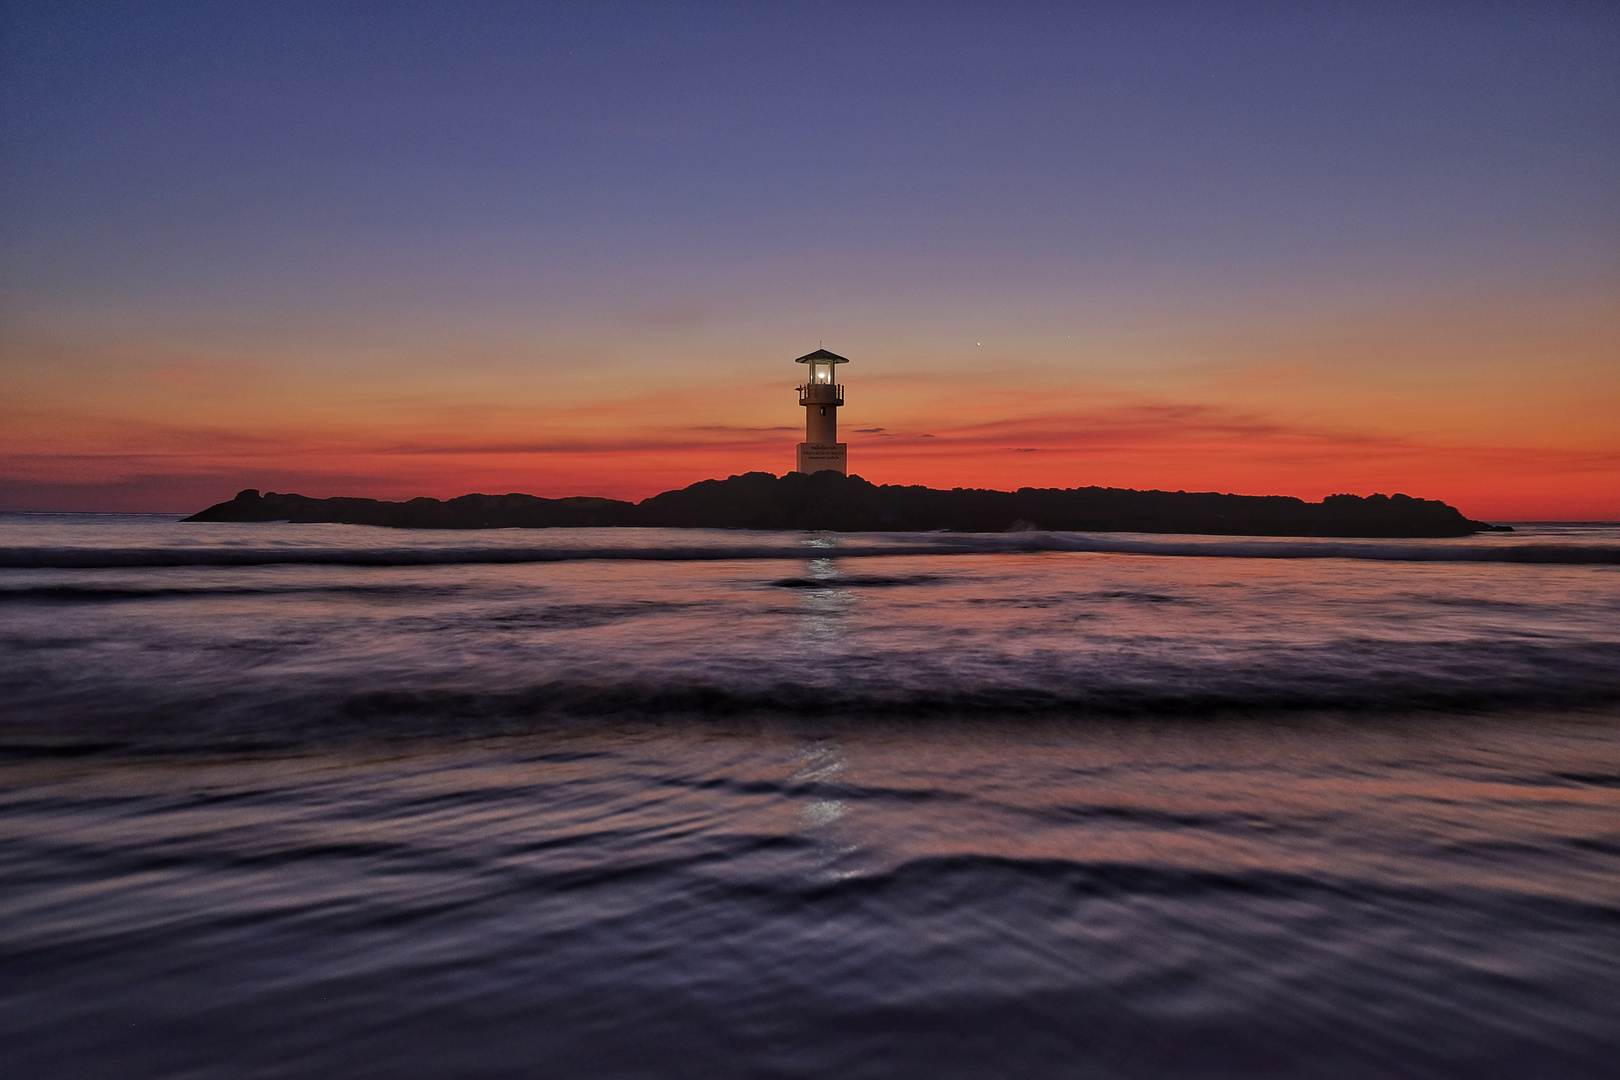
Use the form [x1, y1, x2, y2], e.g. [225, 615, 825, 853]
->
[798, 383, 843, 406]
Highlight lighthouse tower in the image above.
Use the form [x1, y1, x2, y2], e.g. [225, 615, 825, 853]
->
[794, 348, 849, 474]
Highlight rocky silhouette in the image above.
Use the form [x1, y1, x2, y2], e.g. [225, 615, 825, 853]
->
[186, 472, 1503, 537]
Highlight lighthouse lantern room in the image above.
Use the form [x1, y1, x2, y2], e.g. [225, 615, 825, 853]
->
[794, 348, 849, 474]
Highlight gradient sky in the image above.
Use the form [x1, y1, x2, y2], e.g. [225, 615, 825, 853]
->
[3, 1, 1617, 519]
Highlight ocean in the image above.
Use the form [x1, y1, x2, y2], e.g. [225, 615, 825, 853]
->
[2, 514, 1617, 1079]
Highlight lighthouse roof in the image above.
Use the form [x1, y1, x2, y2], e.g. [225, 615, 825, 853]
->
[794, 348, 850, 364]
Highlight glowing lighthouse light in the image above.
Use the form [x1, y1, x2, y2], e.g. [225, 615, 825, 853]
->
[794, 347, 849, 475]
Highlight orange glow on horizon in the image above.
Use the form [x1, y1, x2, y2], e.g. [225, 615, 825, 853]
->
[4, 365, 1615, 521]
[5, 287, 1616, 521]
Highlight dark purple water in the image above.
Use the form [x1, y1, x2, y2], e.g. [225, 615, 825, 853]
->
[3, 516, 1617, 1078]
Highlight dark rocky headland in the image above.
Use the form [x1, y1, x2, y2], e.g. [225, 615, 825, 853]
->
[186, 472, 1503, 537]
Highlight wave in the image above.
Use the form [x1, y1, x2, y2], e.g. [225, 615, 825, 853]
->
[3, 534, 1618, 569]
[780, 853, 1620, 917]
[770, 574, 941, 588]
[0, 583, 471, 602]
[7, 641, 1617, 744]
[318, 661, 1620, 720]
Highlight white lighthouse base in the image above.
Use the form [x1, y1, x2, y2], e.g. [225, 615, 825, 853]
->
[796, 443, 847, 475]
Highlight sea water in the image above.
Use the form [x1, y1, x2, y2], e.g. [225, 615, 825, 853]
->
[2, 515, 1617, 1079]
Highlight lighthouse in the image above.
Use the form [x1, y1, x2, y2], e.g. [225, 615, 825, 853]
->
[794, 348, 849, 474]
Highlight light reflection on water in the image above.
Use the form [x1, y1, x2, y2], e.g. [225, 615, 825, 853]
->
[4, 713, 1619, 1077]
[797, 555, 852, 651]
[0, 519, 1618, 1078]
[2, 712, 1617, 1079]
[793, 553, 855, 864]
